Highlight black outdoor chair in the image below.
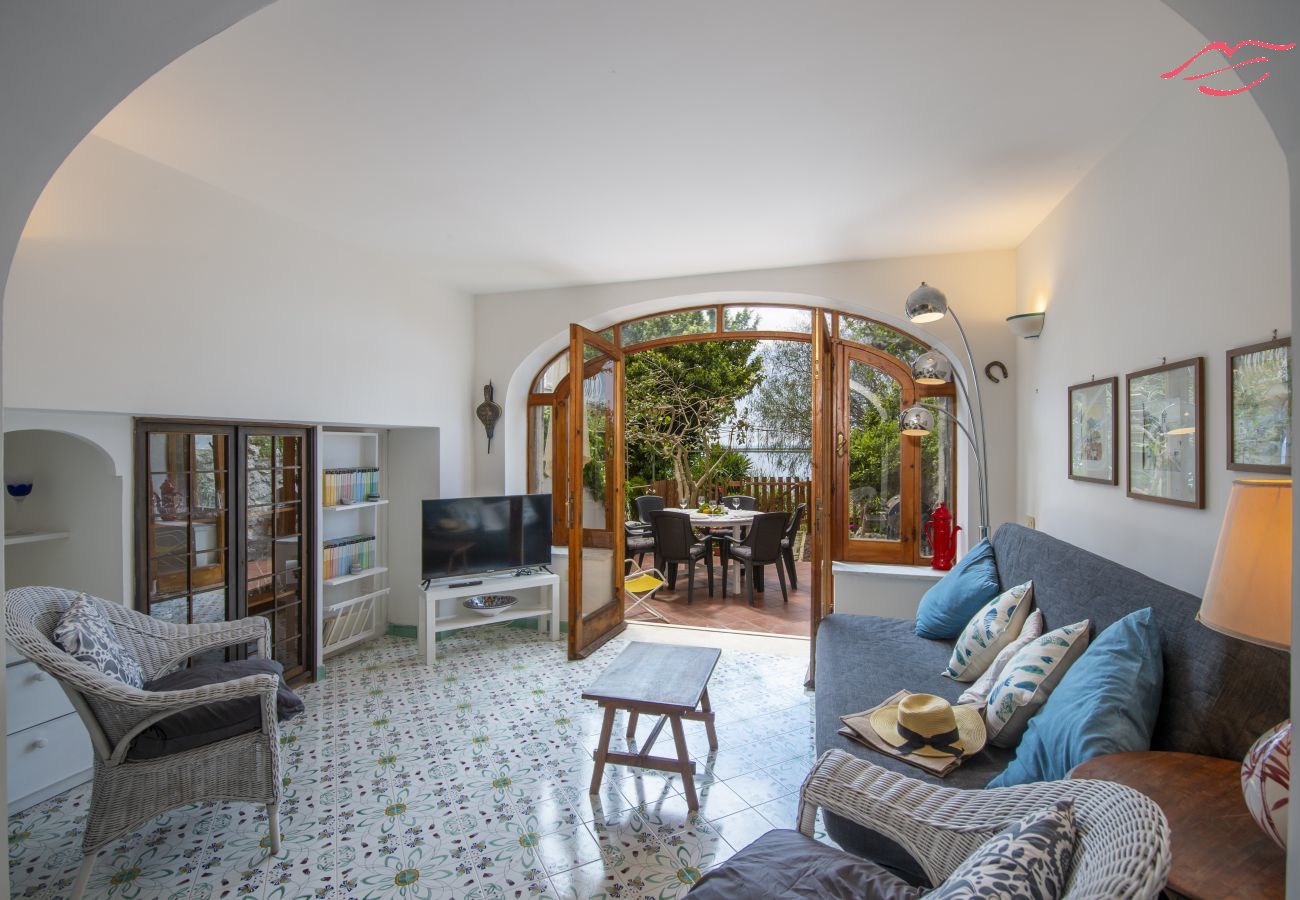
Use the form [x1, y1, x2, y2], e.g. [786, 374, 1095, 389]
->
[625, 521, 654, 567]
[649, 510, 715, 604]
[634, 494, 666, 524]
[781, 503, 806, 590]
[718, 494, 757, 511]
[719, 511, 791, 605]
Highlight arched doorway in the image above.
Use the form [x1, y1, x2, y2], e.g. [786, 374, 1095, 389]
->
[525, 302, 957, 668]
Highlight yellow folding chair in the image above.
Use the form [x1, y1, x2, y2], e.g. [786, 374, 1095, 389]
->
[624, 560, 669, 622]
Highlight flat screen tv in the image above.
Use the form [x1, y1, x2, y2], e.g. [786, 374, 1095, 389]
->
[421, 495, 552, 580]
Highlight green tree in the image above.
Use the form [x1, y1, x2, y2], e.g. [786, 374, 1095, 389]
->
[624, 316, 762, 503]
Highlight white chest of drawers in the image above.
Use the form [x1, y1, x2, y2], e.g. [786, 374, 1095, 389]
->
[6, 644, 93, 814]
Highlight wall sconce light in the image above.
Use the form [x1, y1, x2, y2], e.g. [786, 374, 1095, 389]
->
[1006, 311, 1046, 339]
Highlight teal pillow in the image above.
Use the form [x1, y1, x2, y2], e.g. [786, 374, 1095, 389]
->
[915, 540, 1001, 639]
[989, 608, 1163, 787]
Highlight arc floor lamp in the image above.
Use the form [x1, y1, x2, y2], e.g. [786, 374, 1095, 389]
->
[898, 282, 991, 541]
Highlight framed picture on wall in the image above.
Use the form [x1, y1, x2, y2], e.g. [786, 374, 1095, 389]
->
[1227, 336, 1291, 473]
[1068, 376, 1118, 485]
[1127, 357, 1204, 508]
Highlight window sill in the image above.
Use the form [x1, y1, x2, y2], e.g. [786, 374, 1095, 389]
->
[831, 561, 944, 580]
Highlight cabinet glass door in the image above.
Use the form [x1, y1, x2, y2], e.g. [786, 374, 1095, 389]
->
[139, 424, 236, 665]
[243, 429, 311, 681]
[137, 420, 315, 682]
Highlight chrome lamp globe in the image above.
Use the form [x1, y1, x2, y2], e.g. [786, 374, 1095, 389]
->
[910, 351, 953, 386]
[900, 282, 991, 540]
[903, 282, 950, 324]
[899, 406, 935, 436]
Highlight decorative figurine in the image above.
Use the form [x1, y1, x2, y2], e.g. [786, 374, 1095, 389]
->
[476, 382, 503, 453]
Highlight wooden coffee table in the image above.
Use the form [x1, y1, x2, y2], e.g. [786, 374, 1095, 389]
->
[583, 642, 721, 809]
[1069, 751, 1284, 900]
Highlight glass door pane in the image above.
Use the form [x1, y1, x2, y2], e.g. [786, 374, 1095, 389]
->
[245, 428, 310, 682]
[847, 359, 903, 543]
[838, 349, 917, 563]
[567, 325, 626, 658]
[920, 396, 956, 557]
[140, 425, 235, 666]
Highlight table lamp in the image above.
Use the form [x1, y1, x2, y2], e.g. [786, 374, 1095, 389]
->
[1198, 478, 1291, 849]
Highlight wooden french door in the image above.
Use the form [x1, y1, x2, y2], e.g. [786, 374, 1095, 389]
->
[566, 325, 627, 658]
[136, 420, 316, 683]
[808, 310, 836, 686]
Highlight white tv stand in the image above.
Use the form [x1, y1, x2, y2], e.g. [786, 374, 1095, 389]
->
[417, 570, 560, 664]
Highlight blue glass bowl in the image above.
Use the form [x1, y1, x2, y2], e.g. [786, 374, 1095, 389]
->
[5, 483, 33, 500]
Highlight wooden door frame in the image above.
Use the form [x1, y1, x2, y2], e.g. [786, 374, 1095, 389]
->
[807, 309, 835, 687]
[566, 325, 627, 659]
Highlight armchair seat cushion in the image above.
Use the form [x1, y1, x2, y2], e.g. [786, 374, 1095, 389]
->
[128, 658, 305, 760]
[627, 535, 655, 553]
[688, 829, 922, 899]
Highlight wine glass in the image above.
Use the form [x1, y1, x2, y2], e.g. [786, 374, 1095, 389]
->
[729, 497, 740, 511]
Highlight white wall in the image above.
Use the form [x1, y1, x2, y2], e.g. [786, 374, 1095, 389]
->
[1016, 89, 1291, 595]
[6, 135, 475, 496]
[3, 429, 124, 602]
[3, 410, 133, 602]
[472, 252, 1019, 545]
[386, 427, 441, 627]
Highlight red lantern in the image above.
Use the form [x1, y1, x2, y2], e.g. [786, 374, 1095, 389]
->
[925, 502, 962, 571]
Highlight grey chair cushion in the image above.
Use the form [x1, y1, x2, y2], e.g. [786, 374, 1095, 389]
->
[627, 535, 655, 553]
[688, 829, 922, 899]
[129, 658, 305, 760]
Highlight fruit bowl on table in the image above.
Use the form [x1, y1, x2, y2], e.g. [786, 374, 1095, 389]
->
[463, 594, 519, 617]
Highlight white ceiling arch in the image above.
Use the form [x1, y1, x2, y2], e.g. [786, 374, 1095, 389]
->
[87, 0, 1208, 294]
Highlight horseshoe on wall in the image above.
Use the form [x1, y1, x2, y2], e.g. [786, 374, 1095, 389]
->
[984, 361, 1009, 383]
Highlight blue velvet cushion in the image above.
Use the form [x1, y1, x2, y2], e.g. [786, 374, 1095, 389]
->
[989, 607, 1163, 787]
[914, 540, 1002, 639]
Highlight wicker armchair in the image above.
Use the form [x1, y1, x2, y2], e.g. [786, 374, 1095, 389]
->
[797, 750, 1171, 899]
[5, 586, 284, 900]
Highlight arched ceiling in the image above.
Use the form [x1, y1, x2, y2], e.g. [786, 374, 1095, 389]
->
[88, 0, 1205, 292]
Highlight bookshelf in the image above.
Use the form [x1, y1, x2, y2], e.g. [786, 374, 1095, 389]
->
[318, 430, 389, 656]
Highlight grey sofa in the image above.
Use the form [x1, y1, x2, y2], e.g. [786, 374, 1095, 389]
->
[815, 523, 1289, 882]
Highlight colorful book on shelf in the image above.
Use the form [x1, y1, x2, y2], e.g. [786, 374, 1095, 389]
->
[322, 533, 376, 578]
[322, 467, 380, 506]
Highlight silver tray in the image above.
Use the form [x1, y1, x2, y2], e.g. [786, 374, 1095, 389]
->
[463, 594, 519, 617]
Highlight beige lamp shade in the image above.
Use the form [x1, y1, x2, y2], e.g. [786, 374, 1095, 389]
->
[1199, 479, 1292, 651]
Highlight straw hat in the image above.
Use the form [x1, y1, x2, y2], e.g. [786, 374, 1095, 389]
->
[868, 694, 987, 759]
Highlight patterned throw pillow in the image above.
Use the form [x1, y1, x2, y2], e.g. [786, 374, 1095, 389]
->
[985, 620, 1090, 747]
[929, 800, 1077, 899]
[52, 593, 146, 688]
[943, 581, 1034, 682]
[959, 609, 1044, 707]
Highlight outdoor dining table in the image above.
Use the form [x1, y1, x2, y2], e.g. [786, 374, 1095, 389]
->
[681, 507, 758, 592]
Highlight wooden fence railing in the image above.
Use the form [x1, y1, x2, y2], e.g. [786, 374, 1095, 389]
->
[640, 476, 810, 515]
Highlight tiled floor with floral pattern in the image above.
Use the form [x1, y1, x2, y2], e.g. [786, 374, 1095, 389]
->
[8, 627, 826, 899]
